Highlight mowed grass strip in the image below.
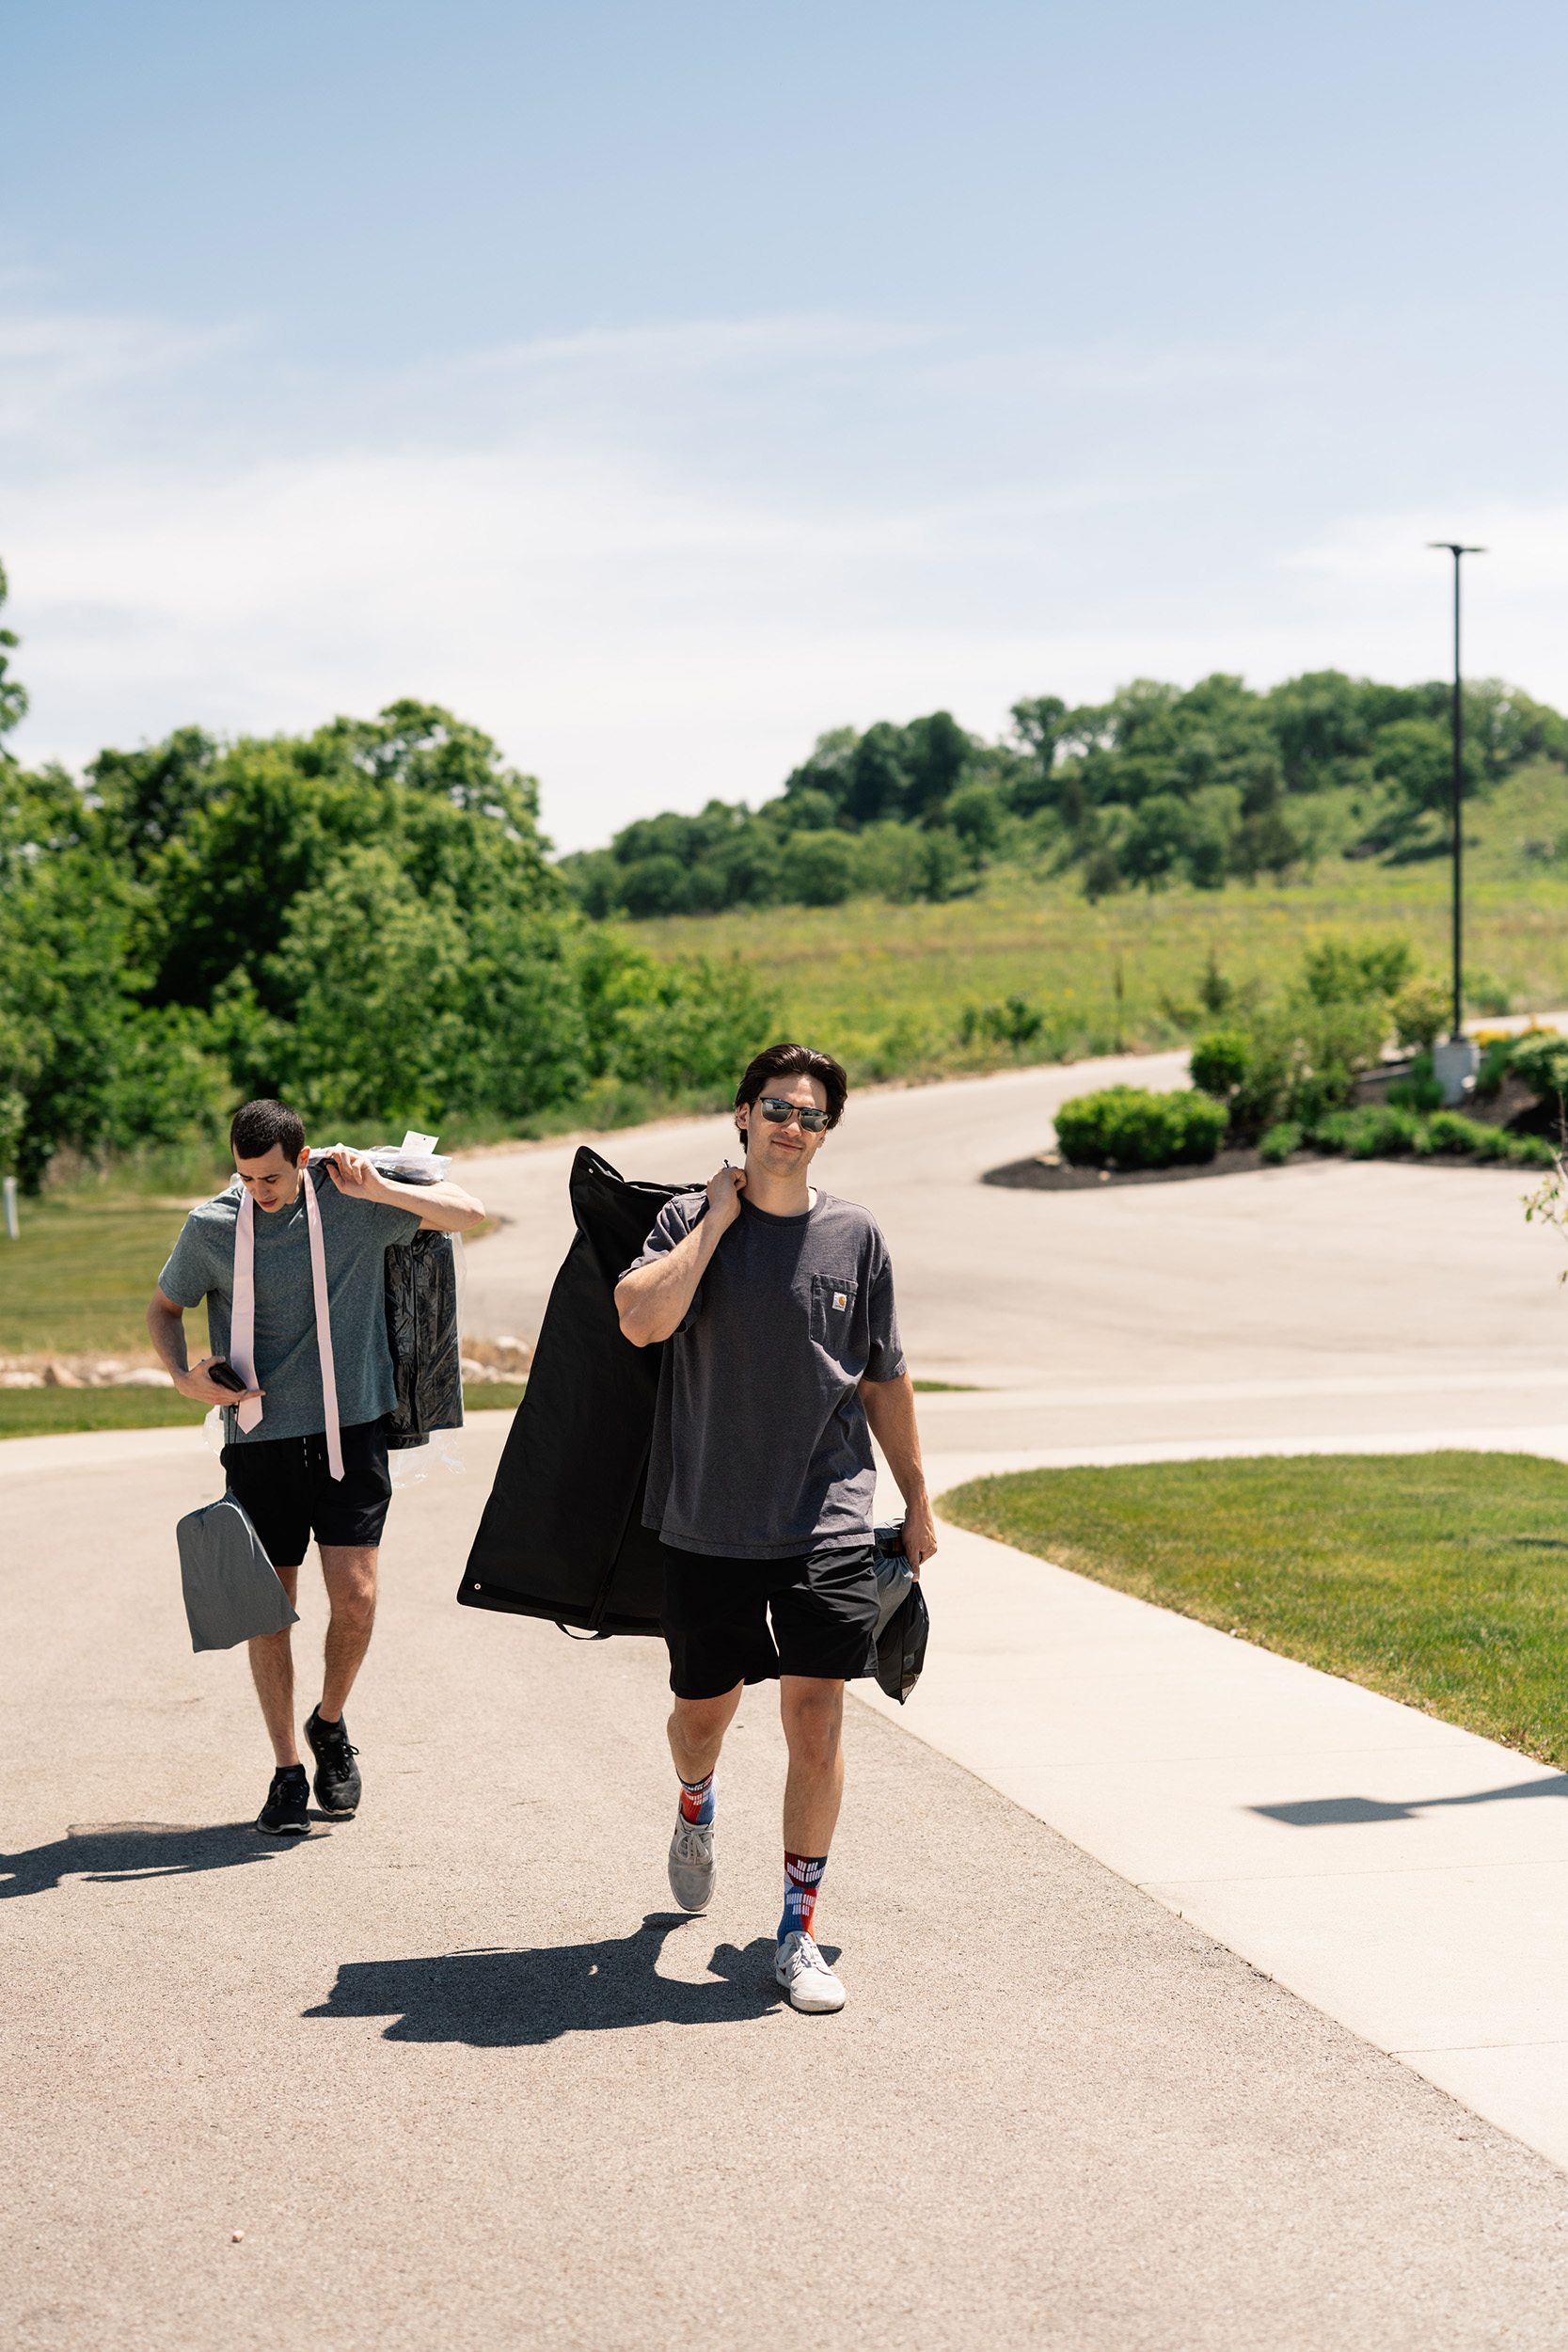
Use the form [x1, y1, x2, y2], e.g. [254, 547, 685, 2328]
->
[0, 1381, 527, 1439]
[940, 1453, 1568, 1768]
[0, 1388, 210, 1437]
[0, 1198, 198, 1359]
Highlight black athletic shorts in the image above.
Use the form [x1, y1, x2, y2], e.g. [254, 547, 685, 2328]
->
[220, 1420, 393, 1568]
[659, 1539, 880, 1700]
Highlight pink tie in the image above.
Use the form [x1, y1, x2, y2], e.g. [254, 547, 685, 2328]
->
[228, 1172, 344, 1482]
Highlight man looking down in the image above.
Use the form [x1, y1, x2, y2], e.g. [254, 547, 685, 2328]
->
[614, 1042, 937, 2014]
[148, 1099, 485, 1836]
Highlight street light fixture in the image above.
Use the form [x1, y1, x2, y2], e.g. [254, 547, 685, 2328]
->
[1428, 541, 1485, 1056]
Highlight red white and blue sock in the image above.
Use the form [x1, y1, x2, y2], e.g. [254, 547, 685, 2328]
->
[679, 1770, 715, 1826]
[779, 1851, 827, 1943]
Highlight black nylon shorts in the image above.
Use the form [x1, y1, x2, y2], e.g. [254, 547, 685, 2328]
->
[220, 1420, 393, 1568]
[659, 1539, 880, 1700]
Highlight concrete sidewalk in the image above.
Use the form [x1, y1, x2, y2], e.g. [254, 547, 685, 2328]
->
[9, 1417, 1568, 2349]
[863, 1474, 1568, 2178]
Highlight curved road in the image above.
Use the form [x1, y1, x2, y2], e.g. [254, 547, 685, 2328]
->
[456, 1051, 1568, 1477]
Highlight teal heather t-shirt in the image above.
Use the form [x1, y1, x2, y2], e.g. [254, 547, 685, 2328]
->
[157, 1164, 422, 1444]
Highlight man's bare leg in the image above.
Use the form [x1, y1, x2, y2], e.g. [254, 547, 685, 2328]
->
[317, 1544, 378, 1721]
[668, 1681, 744, 1786]
[780, 1676, 846, 1859]
[248, 1563, 304, 1767]
[665, 1683, 742, 1911]
[774, 1677, 848, 2007]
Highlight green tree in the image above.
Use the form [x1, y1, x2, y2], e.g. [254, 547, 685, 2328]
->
[0, 560, 27, 747]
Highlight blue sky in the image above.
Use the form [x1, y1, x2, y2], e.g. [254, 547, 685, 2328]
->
[5, 1, 1567, 847]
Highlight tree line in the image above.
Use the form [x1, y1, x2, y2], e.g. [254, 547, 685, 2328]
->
[561, 672, 1568, 915]
[0, 566, 774, 1187]
[6, 536, 1566, 1187]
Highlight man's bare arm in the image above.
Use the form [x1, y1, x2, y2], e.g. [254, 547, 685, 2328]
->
[859, 1370, 938, 1572]
[317, 1149, 486, 1233]
[615, 1166, 745, 1347]
[145, 1287, 264, 1407]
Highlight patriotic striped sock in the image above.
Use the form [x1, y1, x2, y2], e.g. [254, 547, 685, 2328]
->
[679, 1770, 715, 1826]
[779, 1851, 827, 1943]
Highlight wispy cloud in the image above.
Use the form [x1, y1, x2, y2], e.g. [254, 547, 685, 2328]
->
[6, 294, 1568, 847]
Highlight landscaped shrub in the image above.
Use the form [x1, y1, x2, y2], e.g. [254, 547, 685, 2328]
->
[1189, 1029, 1251, 1100]
[1307, 1105, 1555, 1168]
[1311, 1105, 1421, 1159]
[1386, 1051, 1444, 1113]
[1053, 1085, 1229, 1169]
[1259, 1120, 1303, 1164]
[1390, 975, 1450, 1051]
[1502, 1031, 1568, 1106]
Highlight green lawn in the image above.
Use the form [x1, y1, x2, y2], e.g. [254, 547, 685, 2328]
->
[0, 1198, 202, 1358]
[0, 1387, 210, 1437]
[940, 1453, 1568, 1769]
[0, 1381, 526, 1440]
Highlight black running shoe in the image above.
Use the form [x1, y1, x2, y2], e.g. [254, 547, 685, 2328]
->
[256, 1764, 310, 1836]
[305, 1707, 362, 1815]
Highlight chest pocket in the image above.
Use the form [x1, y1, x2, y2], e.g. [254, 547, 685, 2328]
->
[810, 1273, 860, 1357]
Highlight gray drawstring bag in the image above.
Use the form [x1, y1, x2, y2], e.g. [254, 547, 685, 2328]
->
[177, 1492, 300, 1653]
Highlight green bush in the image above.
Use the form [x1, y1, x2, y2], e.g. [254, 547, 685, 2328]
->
[1053, 1084, 1229, 1169]
[1189, 1028, 1250, 1099]
[1506, 1031, 1568, 1104]
[959, 996, 1046, 1051]
[1259, 1120, 1303, 1164]
[1311, 1106, 1420, 1158]
[1307, 1104, 1557, 1168]
[1390, 975, 1450, 1051]
[1386, 1051, 1444, 1113]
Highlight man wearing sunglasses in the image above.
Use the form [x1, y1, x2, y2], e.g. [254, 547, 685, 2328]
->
[615, 1040, 937, 2014]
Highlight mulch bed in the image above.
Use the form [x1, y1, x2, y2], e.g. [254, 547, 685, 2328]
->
[976, 1148, 1511, 1191]
[981, 1149, 1296, 1191]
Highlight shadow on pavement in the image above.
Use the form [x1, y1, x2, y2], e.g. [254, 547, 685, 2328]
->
[305, 1914, 796, 2043]
[1, 1821, 300, 1898]
[1253, 1774, 1568, 1828]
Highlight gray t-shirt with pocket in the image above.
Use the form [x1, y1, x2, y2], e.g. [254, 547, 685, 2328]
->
[625, 1187, 906, 1559]
[158, 1166, 422, 1444]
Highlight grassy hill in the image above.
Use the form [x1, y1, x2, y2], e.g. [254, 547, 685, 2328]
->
[628, 762, 1568, 1083]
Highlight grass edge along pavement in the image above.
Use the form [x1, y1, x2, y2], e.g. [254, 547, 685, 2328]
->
[941, 1453, 1568, 1771]
[0, 1382, 529, 1440]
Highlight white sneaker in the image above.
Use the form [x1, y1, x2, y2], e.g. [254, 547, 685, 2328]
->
[667, 1812, 717, 1912]
[774, 1930, 846, 2013]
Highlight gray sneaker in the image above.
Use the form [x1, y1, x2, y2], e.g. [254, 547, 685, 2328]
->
[667, 1811, 717, 1912]
[774, 1930, 846, 2013]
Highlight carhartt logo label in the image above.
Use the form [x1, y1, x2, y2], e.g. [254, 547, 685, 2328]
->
[832, 1291, 847, 1310]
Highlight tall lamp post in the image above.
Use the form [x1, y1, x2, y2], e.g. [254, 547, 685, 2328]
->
[1428, 539, 1484, 1101]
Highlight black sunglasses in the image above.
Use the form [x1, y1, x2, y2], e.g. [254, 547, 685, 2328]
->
[754, 1095, 830, 1132]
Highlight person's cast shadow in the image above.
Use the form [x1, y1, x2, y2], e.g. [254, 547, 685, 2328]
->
[1, 1820, 305, 1899]
[3, 1832, 821, 2044]
[303, 1915, 813, 2045]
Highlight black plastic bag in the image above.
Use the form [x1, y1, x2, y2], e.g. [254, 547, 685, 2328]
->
[872, 1522, 929, 1704]
[456, 1147, 699, 1635]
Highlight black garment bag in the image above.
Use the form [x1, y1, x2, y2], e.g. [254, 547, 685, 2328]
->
[384, 1224, 463, 1450]
[456, 1147, 700, 1636]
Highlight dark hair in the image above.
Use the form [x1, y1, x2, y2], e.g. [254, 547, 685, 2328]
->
[230, 1099, 306, 1165]
[734, 1042, 848, 1136]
